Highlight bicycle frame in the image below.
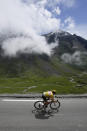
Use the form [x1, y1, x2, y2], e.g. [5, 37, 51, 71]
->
[44, 99, 59, 107]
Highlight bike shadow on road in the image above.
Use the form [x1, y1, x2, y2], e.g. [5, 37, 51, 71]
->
[32, 109, 59, 119]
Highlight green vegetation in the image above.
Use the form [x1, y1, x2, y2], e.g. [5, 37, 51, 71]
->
[0, 53, 87, 94]
[0, 73, 87, 94]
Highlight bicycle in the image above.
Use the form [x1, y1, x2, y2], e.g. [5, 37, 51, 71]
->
[34, 98, 60, 111]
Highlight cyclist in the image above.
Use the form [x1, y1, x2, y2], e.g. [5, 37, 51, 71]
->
[42, 90, 56, 106]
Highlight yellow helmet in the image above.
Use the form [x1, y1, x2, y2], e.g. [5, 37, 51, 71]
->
[52, 90, 56, 94]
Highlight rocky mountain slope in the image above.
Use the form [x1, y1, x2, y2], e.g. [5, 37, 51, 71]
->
[0, 30, 87, 94]
[0, 30, 87, 77]
[45, 30, 87, 67]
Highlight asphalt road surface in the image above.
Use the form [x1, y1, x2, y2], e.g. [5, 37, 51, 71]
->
[0, 98, 87, 131]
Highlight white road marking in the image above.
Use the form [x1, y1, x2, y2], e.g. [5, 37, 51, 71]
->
[1, 99, 42, 102]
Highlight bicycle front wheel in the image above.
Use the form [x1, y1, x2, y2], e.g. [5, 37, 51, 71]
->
[34, 101, 44, 110]
[50, 101, 60, 110]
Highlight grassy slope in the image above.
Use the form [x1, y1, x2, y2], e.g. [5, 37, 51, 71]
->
[0, 56, 87, 94]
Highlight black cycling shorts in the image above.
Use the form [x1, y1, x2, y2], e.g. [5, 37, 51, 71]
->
[42, 94, 49, 102]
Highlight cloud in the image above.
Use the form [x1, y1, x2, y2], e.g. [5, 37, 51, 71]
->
[76, 25, 87, 39]
[0, 0, 86, 57]
[64, 17, 75, 29]
[61, 51, 82, 65]
[61, 51, 87, 65]
[0, 0, 60, 56]
[0, 0, 61, 34]
[67, 24, 87, 40]
[53, 7, 61, 15]
[2, 35, 58, 57]
[63, 21, 87, 40]
[0, 0, 76, 35]
[41, 0, 76, 8]
[62, 16, 87, 40]
[61, 0, 76, 7]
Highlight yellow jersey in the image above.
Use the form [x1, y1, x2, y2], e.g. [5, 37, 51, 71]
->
[43, 91, 54, 99]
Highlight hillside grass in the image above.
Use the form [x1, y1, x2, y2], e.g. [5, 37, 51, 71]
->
[0, 73, 87, 94]
[0, 56, 87, 94]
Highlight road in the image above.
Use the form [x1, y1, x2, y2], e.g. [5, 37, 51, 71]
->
[0, 98, 87, 131]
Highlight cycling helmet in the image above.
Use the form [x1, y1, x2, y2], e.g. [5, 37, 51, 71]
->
[52, 90, 56, 94]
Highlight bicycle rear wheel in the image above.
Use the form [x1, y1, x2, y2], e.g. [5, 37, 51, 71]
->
[50, 100, 60, 110]
[34, 101, 44, 110]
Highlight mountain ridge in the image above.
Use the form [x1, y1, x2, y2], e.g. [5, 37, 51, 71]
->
[0, 30, 87, 94]
[0, 30, 87, 77]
